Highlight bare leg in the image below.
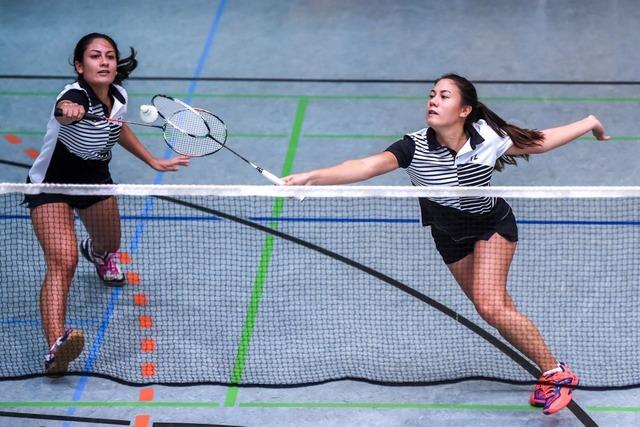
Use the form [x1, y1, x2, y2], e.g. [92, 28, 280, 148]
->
[77, 196, 121, 254]
[31, 203, 78, 346]
[447, 233, 557, 372]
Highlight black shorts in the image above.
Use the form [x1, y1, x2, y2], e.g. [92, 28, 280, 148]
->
[22, 177, 114, 210]
[430, 206, 518, 265]
[23, 192, 112, 210]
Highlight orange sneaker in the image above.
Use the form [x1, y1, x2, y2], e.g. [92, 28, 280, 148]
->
[529, 381, 546, 407]
[537, 363, 580, 415]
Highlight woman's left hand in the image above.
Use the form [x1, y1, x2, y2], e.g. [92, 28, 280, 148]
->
[590, 115, 611, 141]
[151, 155, 190, 171]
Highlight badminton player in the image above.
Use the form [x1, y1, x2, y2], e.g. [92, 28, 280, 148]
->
[284, 73, 610, 415]
[25, 33, 189, 373]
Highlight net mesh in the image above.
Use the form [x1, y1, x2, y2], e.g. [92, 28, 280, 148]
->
[1, 184, 638, 389]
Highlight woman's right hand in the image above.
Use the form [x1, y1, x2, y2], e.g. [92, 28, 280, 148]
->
[56, 101, 86, 123]
[283, 173, 312, 186]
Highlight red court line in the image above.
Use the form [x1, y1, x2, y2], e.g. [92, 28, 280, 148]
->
[133, 268, 155, 425]
[141, 339, 156, 353]
[134, 414, 151, 427]
[119, 252, 132, 264]
[3, 134, 21, 144]
[24, 148, 39, 159]
[127, 272, 141, 285]
[134, 292, 149, 307]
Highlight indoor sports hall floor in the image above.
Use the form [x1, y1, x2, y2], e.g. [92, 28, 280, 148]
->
[2, 1, 640, 426]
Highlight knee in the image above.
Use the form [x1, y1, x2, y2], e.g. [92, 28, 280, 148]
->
[47, 249, 79, 277]
[474, 298, 513, 326]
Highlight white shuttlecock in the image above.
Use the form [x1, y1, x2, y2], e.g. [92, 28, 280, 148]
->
[139, 105, 159, 123]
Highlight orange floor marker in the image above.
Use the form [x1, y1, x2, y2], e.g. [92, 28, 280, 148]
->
[133, 292, 148, 306]
[4, 134, 21, 144]
[25, 148, 39, 159]
[139, 388, 155, 401]
[139, 315, 153, 329]
[141, 338, 156, 353]
[118, 252, 132, 264]
[141, 363, 156, 377]
[126, 271, 141, 285]
[133, 414, 151, 427]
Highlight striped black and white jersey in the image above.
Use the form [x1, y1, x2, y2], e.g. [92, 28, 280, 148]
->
[387, 119, 512, 211]
[386, 120, 514, 234]
[28, 81, 127, 184]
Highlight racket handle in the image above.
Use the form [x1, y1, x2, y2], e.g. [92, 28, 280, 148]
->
[54, 107, 103, 121]
[260, 170, 305, 202]
[261, 170, 285, 185]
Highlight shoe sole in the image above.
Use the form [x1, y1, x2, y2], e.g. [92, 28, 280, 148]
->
[45, 331, 85, 374]
[101, 276, 127, 287]
[530, 398, 545, 408]
[80, 240, 127, 287]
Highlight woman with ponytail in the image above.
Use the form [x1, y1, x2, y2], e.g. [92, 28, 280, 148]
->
[284, 73, 609, 415]
[26, 33, 190, 374]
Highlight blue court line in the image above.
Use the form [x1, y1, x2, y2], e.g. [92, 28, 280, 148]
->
[186, 0, 228, 97]
[3, 214, 640, 226]
[0, 319, 98, 327]
[518, 219, 640, 225]
[65, 2, 227, 422]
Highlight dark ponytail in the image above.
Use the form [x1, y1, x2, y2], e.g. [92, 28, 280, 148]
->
[72, 33, 137, 85]
[114, 47, 137, 84]
[437, 73, 543, 171]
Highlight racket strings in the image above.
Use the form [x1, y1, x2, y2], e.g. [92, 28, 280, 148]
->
[152, 95, 227, 157]
[153, 96, 188, 120]
[196, 109, 228, 144]
[153, 96, 208, 136]
[163, 110, 223, 157]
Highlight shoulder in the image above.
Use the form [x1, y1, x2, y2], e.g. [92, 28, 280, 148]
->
[385, 132, 420, 169]
[111, 84, 128, 103]
[472, 119, 509, 143]
[57, 82, 88, 99]
[56, 82, 90, 107]
[406, 127, 428, 143]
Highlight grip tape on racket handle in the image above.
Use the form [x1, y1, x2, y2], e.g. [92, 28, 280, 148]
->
[54, 107, 102, 121]
[261, 170, 285, 185]
[261, 170, 305, 201]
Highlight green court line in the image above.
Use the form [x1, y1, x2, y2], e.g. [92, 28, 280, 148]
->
[2, 90, 640, 103]
[0, 130, 289, 139]
[4, 130, 638, 142]
[224, 97, 308, 408]
[224, 233, 276, 406]
[0, 401, 637, 413]
[0, 130, 44, 137]
[304, 133, 400, 140]
[0, 401, 218, 408]
[237, 402, 640, 413]
[239, 402, 540, 411]
[482, 95, 640, 103]
[301, 134, 640, 142]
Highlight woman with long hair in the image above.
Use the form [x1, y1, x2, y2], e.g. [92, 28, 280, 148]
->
[284, 73, 609, 415]
[26, 33, 189, 374]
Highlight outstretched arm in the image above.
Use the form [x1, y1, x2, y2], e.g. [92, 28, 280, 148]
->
[506, 115, 610, 156]
[283, 151, 399, 185]
[118, 124, 190, 171]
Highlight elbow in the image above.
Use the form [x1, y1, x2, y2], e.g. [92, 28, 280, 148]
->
[532, 144, 550, 154]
